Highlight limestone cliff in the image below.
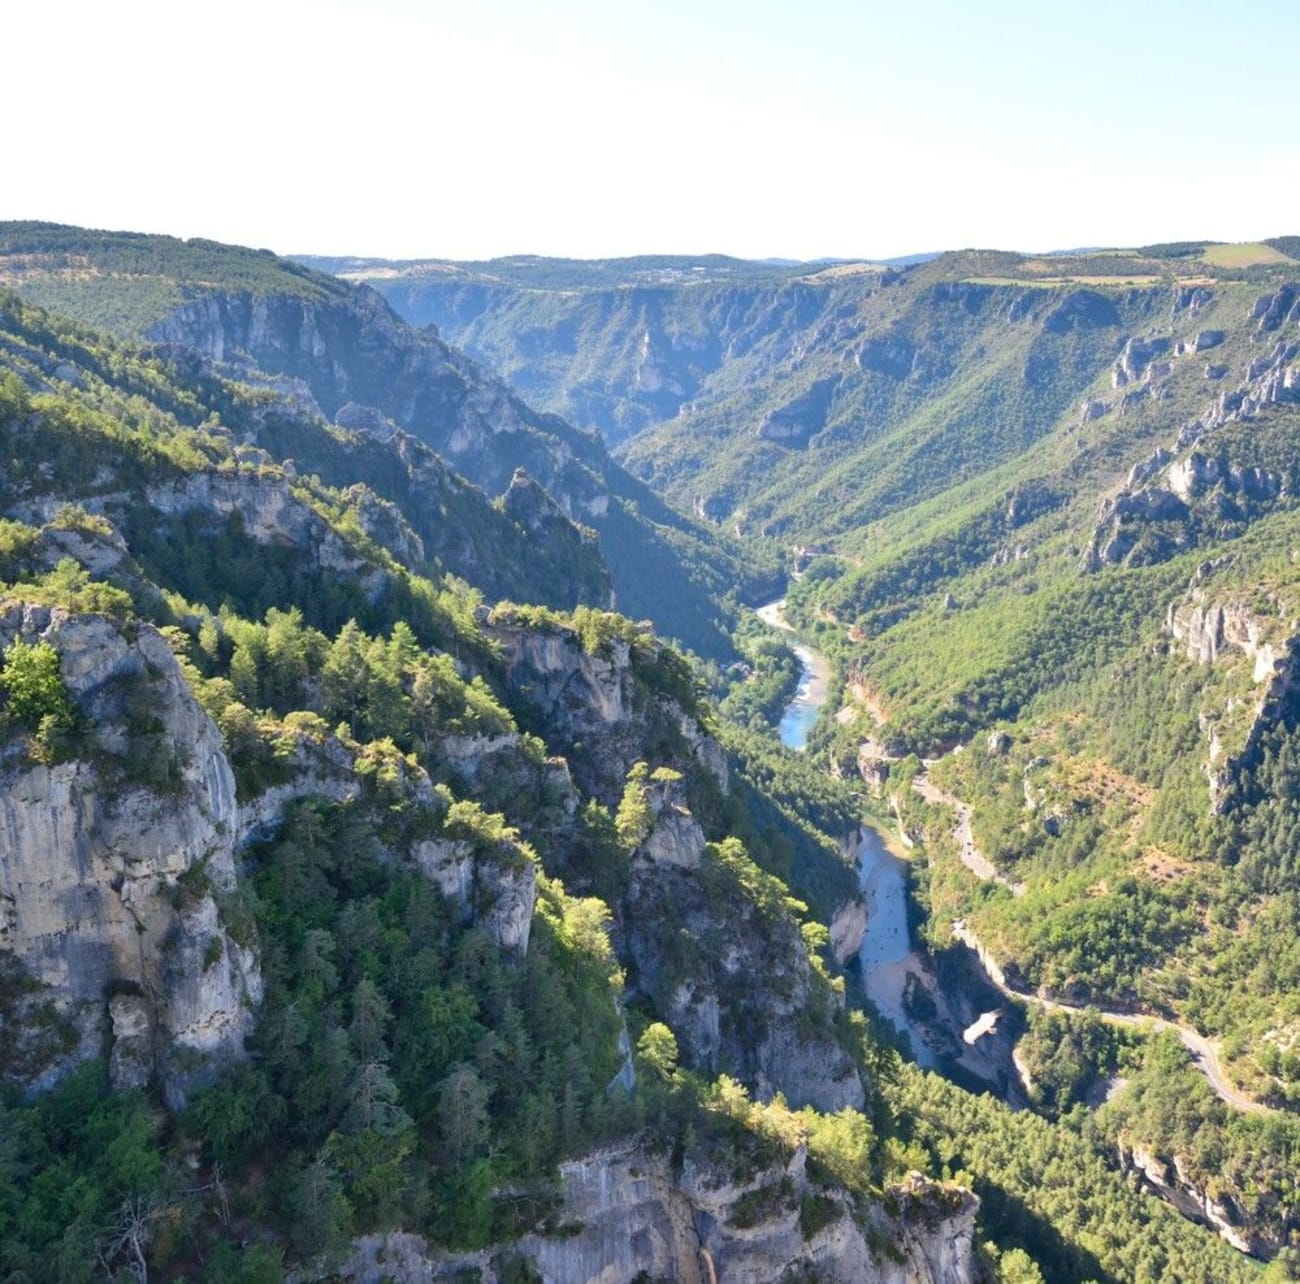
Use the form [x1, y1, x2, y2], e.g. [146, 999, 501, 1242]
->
[623, 829, 866, 1112]
[484, 609, 727, 806]
[233, 716, 541, 957]
[343, 1142, 978, 1284]
[7, 465, 412, 610]
[485, 610, 856, 1110]
[1117, 1136, 1298, 1258]
[1083, 290, 1298, 573]
[501, 467, 614, 609]
[147, 286, 611, 523]
[1164, 583, 1300, 810]
[0, 602, 259, 1105]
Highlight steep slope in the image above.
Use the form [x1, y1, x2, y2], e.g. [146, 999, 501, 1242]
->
[0, 241, 1263, 1283]
[0, 224, 776, 657]
[0, 602, 257, 1107]
[324, 239, 1300, 1261]
[0, 295, 979, 1281]
[776, 261, 1300, 1256]
[304, 252, 884, 454]
[333, 244, 1300, 550]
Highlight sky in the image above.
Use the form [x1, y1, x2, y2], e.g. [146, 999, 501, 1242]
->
[10, 0, 1300, 261]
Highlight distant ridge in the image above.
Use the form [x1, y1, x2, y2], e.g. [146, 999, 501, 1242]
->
[294, 250, 949, 288]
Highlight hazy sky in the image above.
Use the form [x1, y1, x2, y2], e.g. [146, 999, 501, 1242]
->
[11, 0, 1300, 260]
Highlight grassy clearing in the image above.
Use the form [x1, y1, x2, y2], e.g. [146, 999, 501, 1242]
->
[1201, 241, 1297, 267]
[961, 274, 1163, 287]
[800, 262, 888, 281]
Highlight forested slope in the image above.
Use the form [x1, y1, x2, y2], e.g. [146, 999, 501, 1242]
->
[0, 227, 1290, 1280]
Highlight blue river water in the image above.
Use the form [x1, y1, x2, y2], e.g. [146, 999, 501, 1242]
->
[760, 597, 941, 1067]
[778, 644, 829, 751]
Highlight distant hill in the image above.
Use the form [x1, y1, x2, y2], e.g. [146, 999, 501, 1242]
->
[318, 240, 1300, 1253]
[0, 222, 777, 657]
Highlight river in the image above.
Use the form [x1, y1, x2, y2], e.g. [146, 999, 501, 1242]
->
[754, 599, 830, 753]
[759, 599, 1010, 1081]
[758, 601, 939, 1064]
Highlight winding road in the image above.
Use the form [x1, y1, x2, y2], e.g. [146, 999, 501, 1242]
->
[757, 600, 1274, 1116]
[916, 769, 1270, 1112]
[956, 919, 1269, 1115]
[912, 775, 1026, 896]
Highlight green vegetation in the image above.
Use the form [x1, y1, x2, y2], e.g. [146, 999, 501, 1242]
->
[1201, 242, 1298, 268]
[7, 226, 1300, 1279]
[0, 638, 75, 734]
[893, 1065, 1259, 1283]
[0, 221, 342, 336]
[189, 802, 627, 1256]
[1264, 236, 1300, 260]
[0, 229, 775, 662]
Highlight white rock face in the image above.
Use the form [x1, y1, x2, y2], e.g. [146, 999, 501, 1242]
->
[1167, 594, 1287, 679]
[1117, 1138, 1278, 1256]
[642, 806, 706, 868]
[1165, 589, 1300, 810]
[475, 854, 537, 956]
[234, 731, 361, 847]
[504, 628, 630, 726]
[829, 896, 868, 963]
[0, 602, 259, 1103]
[343, 1144, 978, 1284]
[147, 469, 417, 579]
[411, 838, 474, 906]
[638, 776, 706, 870]
[409, 835, 537, 956]
[486, 615, 727, 804]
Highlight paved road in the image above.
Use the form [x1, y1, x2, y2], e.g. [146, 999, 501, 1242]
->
[912, 775, 1026, 896]
[922, 776, 1271, 1114]
[951, 919, 1271, 1116]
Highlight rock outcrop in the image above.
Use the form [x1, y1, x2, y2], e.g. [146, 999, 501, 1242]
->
[411, 830, 537, 957]
[485, 611, 726, 805]
[1112, 335, 1170, 387]
[757, 377, 840, 446]
[636, 773, 707, 870]
[829, 895, 868, 963]
[1168, 596, 1287, 676]
[1165, 587, 1300, 811]
[342, 1142, 978, 1284]
[1166, 453, 1281, 503]
[0, 603, 259, 1104]
[500, 467, 615, 608]
[148, 286, 612, 522]
[1081, 487, 1189, 570]
[1252, 283, 1300, 332]
[8, 466, 414, 602]
[1081, 287, 1300, 577]
[1117, 1137, 1297, 1258]
[624, 839, 866, 1113]
[147, 467, 409, 582]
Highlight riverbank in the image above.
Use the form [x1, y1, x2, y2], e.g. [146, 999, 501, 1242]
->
[758, 599, 1019, 1089]
[755, 599, 831, 753]
[951, 918, 1272, 1116]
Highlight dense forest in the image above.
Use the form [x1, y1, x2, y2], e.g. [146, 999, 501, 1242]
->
[2, 226, 1300, 1280]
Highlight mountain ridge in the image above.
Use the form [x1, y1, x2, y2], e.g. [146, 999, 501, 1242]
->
[0, 222, 777, 658]
[0, 220, 1292, 1280]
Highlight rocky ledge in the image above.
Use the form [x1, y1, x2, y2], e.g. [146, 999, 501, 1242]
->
[0, 602, 259, 1105]
[342, 1142, 978, 1284]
